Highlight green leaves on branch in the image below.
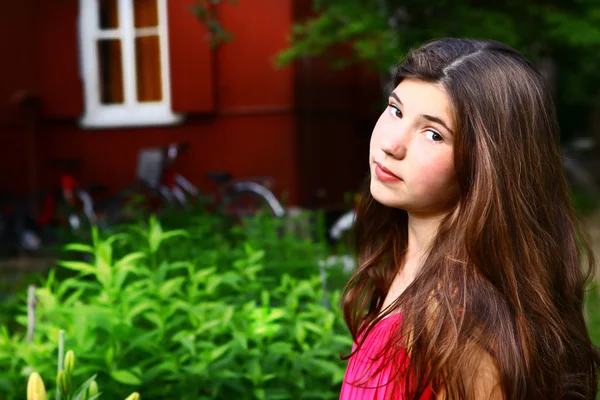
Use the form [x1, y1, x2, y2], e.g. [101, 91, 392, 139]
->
[191, 0, 238, 47]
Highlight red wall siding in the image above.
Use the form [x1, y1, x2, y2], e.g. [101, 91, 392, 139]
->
[0, 1, 37, 120]
[0, 0, 297, 204]
[39, 115, 297, 204]
[0, 0, 39, 194]
[35, 0, 83, 118]
[168, 0, 216, 113]
[217, 1, 293, 111]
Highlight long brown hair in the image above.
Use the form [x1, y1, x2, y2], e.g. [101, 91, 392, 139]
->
[342, 38, 600, 399]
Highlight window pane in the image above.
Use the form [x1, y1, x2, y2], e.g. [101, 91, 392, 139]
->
[99, 0, 119, 29]
[134, 0, 158, 28]
[135, 35, 162, 102]
[97, 39, 124, 104]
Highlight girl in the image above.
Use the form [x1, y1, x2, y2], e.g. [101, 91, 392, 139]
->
[339, 38, 600, 399]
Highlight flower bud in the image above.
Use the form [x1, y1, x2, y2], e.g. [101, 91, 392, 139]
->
[64, 350, 75, 375]
[27, 372, 47, 400]
[57, 371, 71, 396]
[124, 392, 140, 400]
[87, 380, 99, 398]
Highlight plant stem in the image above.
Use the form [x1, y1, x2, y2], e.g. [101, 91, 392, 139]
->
[56, 329, 65, 400]
[26, 285, 36, 342]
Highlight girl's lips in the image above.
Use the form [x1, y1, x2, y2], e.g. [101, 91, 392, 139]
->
[375, 163, 402, 182]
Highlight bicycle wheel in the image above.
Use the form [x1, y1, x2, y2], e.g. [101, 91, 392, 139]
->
[97, 183, 172, 229]
[222, 182, 285, 220]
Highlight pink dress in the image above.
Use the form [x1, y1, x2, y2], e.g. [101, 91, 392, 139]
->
[339, 313, 432, 399]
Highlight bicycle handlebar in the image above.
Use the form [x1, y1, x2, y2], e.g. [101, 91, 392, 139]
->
[165, 142, 190, 163]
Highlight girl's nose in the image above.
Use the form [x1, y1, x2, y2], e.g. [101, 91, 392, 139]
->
[380, 132, 408, 160]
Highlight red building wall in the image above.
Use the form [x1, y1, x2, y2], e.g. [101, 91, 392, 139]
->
[0, 0, 383, 210]
[0, 1, 38, 192]
[0, 0, 298, 204]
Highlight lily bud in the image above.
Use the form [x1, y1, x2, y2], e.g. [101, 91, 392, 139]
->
[124, 392, 140, 400]
[88, 380, 99, 398]
[57, 371, 71, 396]
[27, 372, 47, 400]
[64, 350, 75, 375]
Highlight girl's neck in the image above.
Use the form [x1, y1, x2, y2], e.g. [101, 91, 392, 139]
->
[380, 210, 448, 313]
[405, 211, 446, 265]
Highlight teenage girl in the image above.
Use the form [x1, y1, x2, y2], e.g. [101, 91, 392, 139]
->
[339, 38, 600, 399]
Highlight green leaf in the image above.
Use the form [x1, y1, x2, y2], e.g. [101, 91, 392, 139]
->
[222, 306, 234, 326]
[302, 321, 324, 336]
[173, 332, 196, 357]
[158, 277, 186, 299]
[115, 252, 146, 268]
[308, 358, 343, 377]
[110, 370, 142, 385]
[267, 342, 293, 355]
[194, 267, 217, 283]
[56, 277, 96, 299]
[122, 330, 162, 355]
[126, 301, 157, 321]
[253, 388, 266, 400]
[71, 374, 98, 400]
[148, 215, 163, 253]
[265, 308, 286, 324]
[233, 331, 248, 350]
[64, 243, 95, 254]
[105, 346, 114, 368]
[113, 264, 139, 291]
[143, 312, 163, 330]
[94, 242, 114, 289]
[295, 322, 307, 345]
[196, 319, 222, 336]
[160, 229, 190, 242]
[62, 288, 85, 307]
[167, 261, 193, 272]
[210, 343, 230, 361]
[58, 261, 96, 276]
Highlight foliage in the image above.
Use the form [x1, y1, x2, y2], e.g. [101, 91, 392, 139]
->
[190, 0, 600, 137]
[0, 210, 353, 400]
[191, 0, 238, 47]
[276, 1, 600, 74]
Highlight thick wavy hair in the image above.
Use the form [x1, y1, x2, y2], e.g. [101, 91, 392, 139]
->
[341, 38, 600, 399]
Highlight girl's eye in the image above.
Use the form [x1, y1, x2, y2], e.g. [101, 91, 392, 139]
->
[425, 130, 444, 143]
[388, 104, 402, 118]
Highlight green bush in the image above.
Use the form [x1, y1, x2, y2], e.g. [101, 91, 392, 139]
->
[0, 212, 353, 400]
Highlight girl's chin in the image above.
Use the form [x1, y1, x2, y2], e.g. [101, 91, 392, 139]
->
[370, 186, 407, 209]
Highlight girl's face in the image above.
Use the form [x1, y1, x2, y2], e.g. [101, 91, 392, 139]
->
[370, 78, 459, 215]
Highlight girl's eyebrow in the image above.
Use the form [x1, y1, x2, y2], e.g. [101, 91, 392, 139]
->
[389, 92, 455, 136]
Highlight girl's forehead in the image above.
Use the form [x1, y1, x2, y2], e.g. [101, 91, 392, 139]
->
[393, 79, 454, 127]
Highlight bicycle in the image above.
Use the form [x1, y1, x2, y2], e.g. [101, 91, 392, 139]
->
[0, 159, 96, 257]
[205, 171, 285, 220]
[91, 142, 286, 228]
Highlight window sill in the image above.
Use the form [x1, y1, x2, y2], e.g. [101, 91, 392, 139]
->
[80, 104, 184, 129]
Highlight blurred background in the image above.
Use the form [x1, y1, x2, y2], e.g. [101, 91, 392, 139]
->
[0, 0, 599, 399]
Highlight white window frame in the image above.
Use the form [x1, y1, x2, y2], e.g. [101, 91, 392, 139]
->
[78, 0, 183, 128]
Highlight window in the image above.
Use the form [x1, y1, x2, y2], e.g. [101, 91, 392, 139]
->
[78, 0, 182, 128]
